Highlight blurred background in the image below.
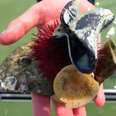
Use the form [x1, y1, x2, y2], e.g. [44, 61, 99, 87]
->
[0, 0, 116, 116]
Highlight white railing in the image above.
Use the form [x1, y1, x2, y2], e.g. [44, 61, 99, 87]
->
[104, 89, 116, 103]
[0, 89, 116, 102]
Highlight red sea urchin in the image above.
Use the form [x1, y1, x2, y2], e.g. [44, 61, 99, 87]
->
[31, 20, 71, 84]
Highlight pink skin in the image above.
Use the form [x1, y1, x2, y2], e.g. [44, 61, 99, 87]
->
[0, 0, 105, 116]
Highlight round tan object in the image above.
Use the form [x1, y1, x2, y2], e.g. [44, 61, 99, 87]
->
[53, 65, 99, 108]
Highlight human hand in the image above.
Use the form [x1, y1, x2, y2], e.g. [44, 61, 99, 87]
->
[0, 0, 105, 116]
[0, 0, 95, 45]
[31, 84, 105, 116]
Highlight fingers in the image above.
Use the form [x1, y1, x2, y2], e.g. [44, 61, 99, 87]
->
[32, 94, 87, 116]
[0, 0, 95, 45]
[0, 2, 44, 45]
[93, 84, 106, 107]
[0, 0, 69, 45]
[52, 98, 74, 116]
[73, 107, 86, 116]
[32, 93, 51, 116]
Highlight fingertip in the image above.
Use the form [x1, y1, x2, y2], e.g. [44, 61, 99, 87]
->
[94, 95, 105, 107]
[0, 34, 14, 45]
[94, 84, 106, 107]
